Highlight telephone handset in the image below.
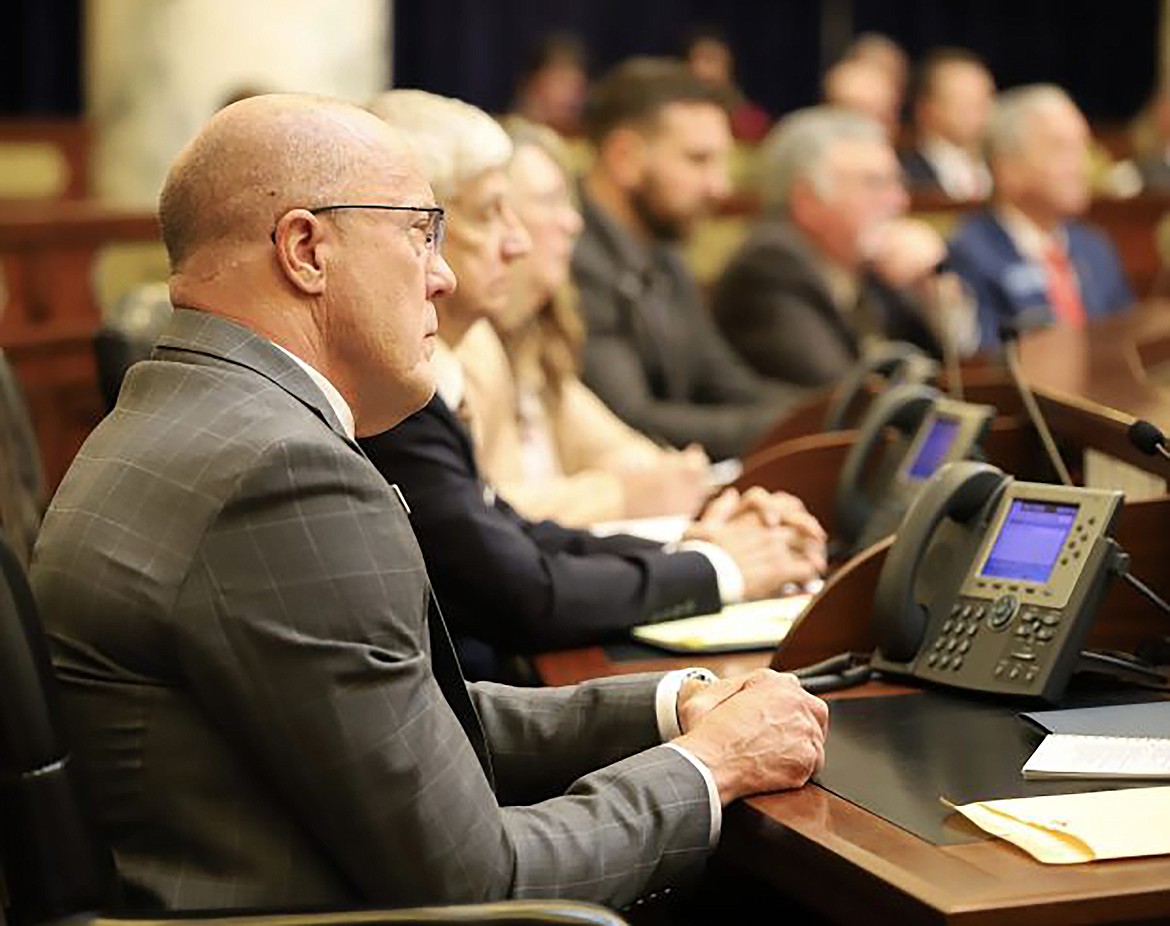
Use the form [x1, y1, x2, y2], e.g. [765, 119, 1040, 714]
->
[834, 384, 994, 557]
[871, 461, 1127, 702]
[823, 341, 940, 432]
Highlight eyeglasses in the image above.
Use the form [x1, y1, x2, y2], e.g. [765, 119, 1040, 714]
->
[271, 204, 446, 254]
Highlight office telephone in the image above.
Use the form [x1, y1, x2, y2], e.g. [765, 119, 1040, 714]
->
[870, 461, 1127, 702]
[823, 341, 940, 432]
[834, 383, 995, 557]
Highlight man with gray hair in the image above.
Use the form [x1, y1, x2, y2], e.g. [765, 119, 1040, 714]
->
[712, 105, 948, 386]
[948, 84, 1132, 349]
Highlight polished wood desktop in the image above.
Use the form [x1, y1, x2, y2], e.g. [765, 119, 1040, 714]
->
[537, 309, 1170, 925]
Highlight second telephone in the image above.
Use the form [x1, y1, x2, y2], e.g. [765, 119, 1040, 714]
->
[869, 461, 1127, 703]
[834, 383, 995, 557]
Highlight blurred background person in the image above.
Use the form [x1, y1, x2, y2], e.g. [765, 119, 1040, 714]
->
[510, 31, 589, 137]
[682, 24, 771, 142]
[900, 48, 995, 200]
[712, 107, 958, 388]
[948, 85, 1134, 350]
[456, 117, 711, 527]
[574, 58, 807, 462]
[842, 32, 911, 108]
[1133, 82, 1170, 192]
[821, 56, 901, 142]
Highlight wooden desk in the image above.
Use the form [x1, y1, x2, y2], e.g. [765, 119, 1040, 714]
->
[538, 309, 1170, 923]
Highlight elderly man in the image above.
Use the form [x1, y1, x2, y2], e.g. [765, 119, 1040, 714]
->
[30, 94, 829, 912]
[573, 58, 807, 462]
[901, 48, 995, 200]
[948, 85, 1133, 350]
[359, 90, 826, 682]
[712, 107, 950, 387]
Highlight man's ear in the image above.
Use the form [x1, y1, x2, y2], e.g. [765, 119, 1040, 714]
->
[600, 125, 648, 189]
[272, 209, 329, 295]
[788, 177, 822, 227]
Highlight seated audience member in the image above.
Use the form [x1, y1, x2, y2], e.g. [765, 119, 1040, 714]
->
[712, 107, 953, 387]
[948, 85, 1133, 350]
[822, 56, 901, 142]
[682, 24, 771, 142]
[457, 118, 711, 527]
[901, 48, 995, 200]
[31, 93, 830, 912]
[510, 31, 589, 137]
[361, 90, 826, 677]
[842, 32, 910, 107]
[573, 58, 808, 461]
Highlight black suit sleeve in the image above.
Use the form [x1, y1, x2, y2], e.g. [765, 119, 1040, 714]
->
[359, 399, 721, 652]
[713, 245, 860, 387]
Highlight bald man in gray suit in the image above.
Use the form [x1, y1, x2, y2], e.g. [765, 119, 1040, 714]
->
[31, 94, 827, 913]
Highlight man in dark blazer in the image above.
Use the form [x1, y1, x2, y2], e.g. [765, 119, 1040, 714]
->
[712, 107, 949, 387]
[572, 59, 807, 461]
[898, 49, 994, 200]
[31, 94, 829, 913]
[361, 89, 826, 679]
[948, 85, 1133, 350]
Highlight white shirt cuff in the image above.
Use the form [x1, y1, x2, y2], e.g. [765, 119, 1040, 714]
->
[673, 539, 745, 604]
[655, 668, 721, 847]
[663, 743, 722, 847]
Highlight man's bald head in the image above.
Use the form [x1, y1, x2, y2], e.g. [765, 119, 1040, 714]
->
[159, 93, 415, 272]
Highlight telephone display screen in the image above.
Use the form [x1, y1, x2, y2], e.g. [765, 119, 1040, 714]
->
[980, 500, 1079, 584]
[906, 416, 962, 481]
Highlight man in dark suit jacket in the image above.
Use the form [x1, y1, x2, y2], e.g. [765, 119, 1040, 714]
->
[361, 89, 827, 679]
[31, 94, 829, 913]
[712, 107, 948, 387]
[571, 59, 807, 461]
[898, 49, 994, 200]
[947, 85, 1133, 350]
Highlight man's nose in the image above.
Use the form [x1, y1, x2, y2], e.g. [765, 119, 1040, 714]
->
[428, 251, 457, 298]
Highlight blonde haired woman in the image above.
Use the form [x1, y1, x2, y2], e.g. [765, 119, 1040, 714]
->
[456, 117, 710, 527]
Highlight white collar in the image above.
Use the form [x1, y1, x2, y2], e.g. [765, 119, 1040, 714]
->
[273, 344, 356, 440]
[430, 337, 465, 411]
[995, 204, 1068, 260]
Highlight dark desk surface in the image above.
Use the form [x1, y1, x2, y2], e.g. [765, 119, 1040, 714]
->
[535, 641, 1170, 925]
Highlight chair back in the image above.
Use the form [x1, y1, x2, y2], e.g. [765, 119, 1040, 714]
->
[94, 282, 173, 411]
[0, 537, 114, 926]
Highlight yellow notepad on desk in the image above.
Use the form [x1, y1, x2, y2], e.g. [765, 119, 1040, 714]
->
[630, 594, 811, 653]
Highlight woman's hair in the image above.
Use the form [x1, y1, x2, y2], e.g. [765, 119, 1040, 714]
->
[499, 116, 585, 399]
[367, 89, 513, 202]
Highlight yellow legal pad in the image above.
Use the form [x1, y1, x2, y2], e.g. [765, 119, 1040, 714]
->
[631, 594, 811, 653]
[945, 786, 1170, 864]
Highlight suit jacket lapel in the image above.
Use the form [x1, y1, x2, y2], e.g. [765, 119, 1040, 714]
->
[157, 309, 496, 783]
[155, 308, 360, 452]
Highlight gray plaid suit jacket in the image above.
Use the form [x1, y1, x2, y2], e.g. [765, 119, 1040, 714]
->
[31, 309, 712, 912]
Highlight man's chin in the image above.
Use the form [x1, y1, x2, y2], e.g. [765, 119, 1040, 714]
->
[355, 379, 436, 439]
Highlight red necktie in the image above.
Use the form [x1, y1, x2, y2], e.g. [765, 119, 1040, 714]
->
[1041, 242, 1086, 327]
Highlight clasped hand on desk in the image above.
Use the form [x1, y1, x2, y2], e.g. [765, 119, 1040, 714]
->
[674, 668, 830, 804]
[683, 486, 829, 599]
